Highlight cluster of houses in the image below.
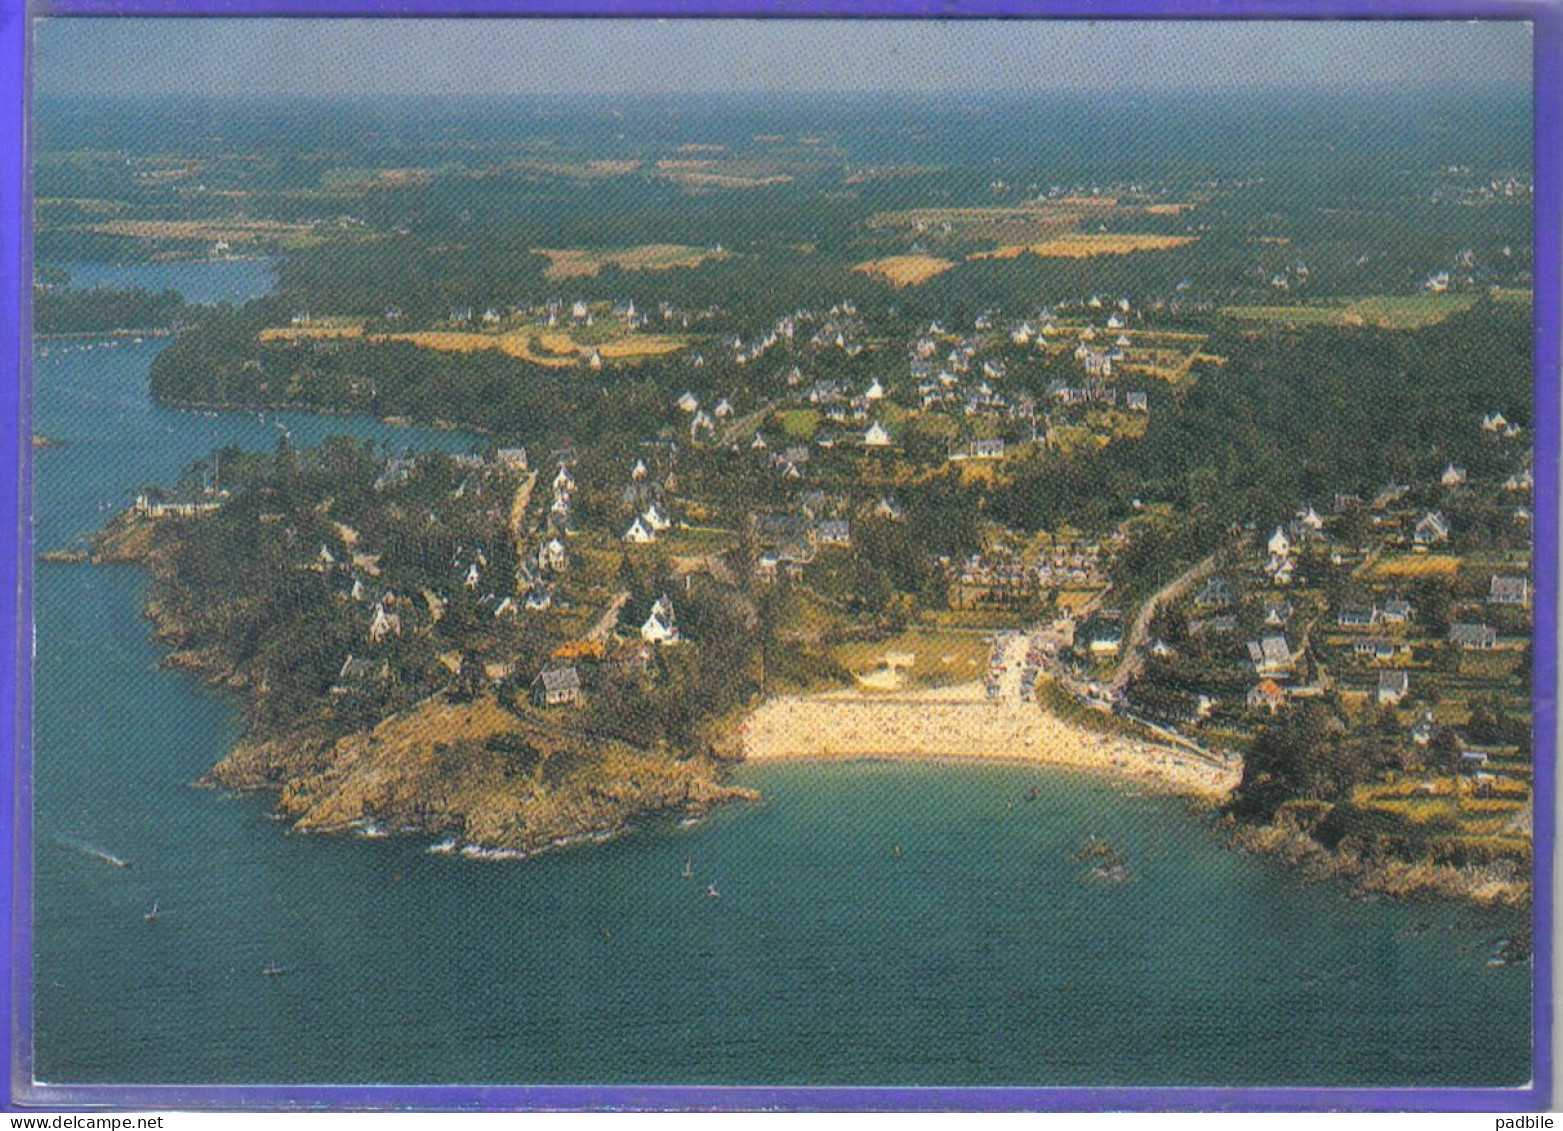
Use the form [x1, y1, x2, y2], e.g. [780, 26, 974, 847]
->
[751, 509, 853, 580]
[440, 296, 724, 339]
[525, 594, 682, 711]
[132, 492, 223, 519]
[946, 536, 1113, 611]
[1113, 413, 1533, 775]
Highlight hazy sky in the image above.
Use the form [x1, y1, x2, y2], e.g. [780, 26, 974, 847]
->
[34, 18, 1532, 98]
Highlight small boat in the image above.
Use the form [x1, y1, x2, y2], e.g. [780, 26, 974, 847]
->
[682, 857, 693, 880]
[705, 883, 720, 900]
[260, 964, 288, 977]
[144, 901, 160, 923]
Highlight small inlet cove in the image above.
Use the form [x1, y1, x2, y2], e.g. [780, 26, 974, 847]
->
[30, 260, 1529, 1089]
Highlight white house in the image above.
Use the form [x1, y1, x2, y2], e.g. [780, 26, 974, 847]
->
[643, 502, 672, 532]
[864, 421, 892, 447]
[624, 517, 657, 544]
[1413, 511, 1451, 546]
[539, 538, 569, 572]
[369, 603, 402, 644]
[640, 608, 680, 645]
[1267, 526, 1292, 559]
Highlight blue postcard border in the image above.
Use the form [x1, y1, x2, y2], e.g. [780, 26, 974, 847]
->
[0, 0, 1557, 1113]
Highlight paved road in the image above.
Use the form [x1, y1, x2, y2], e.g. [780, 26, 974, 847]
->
[1108, 551, 1223, 692]
[508, 471, 538, 555]
[587, 590, 631, 641]
[989, 630, 1046, 701]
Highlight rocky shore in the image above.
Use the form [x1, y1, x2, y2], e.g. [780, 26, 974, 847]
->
[86, 509, 1529, 903]
[1221, 808, 1531, 908]
[92, 508, 759, 857]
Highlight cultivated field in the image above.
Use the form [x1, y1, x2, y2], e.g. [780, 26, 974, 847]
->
[532, 244, 731, 280]
[652, 159, 795, 190]
[258, 319, 366, 342]
[374, 329, 686, 366]
[969, 233, 1197, 261]
[852, 254, 958, 288]
[1367, 554, 1464, 581]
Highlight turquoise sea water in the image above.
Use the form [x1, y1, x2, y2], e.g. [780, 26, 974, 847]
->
[28, 260, 1532, 1088]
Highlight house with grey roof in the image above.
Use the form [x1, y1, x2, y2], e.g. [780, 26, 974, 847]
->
[1448, 622, 1499, 650]
[531, 665, 582, 708]
[1489, 575, 1529, 607]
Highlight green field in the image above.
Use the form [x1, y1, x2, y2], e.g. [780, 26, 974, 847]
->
[775, 408, 821, 440]
[830, 627, 991, 689]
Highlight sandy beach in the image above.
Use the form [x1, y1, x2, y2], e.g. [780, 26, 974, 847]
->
[737, 680, 1240, 798]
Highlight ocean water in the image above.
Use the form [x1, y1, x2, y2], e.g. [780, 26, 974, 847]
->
[43, 259, 277, 308]
[27, 260, 1533, 1088]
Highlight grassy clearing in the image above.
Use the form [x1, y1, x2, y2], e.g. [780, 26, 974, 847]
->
[1353, 779, 1532, 848]
[830, 628, 990, 689]
[660, 527, 740, 556]
[852, 254, 957, 288]
[771, 585, 851, 642]
[1055, 590, 1104, 613]
[919, 608, 1027, 631]
[775, 409, 822, 440]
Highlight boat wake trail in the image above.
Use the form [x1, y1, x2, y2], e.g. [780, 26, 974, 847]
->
[56, 837, 132, 869]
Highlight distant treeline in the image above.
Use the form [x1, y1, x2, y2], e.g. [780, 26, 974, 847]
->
[34, 285, 189, 335]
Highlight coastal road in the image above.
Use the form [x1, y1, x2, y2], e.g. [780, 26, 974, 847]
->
[588, 590, 631, 641]
[509, 471, 538, 556]
[1108, 550, 1223, 693]
[721, 398, 778, 447]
